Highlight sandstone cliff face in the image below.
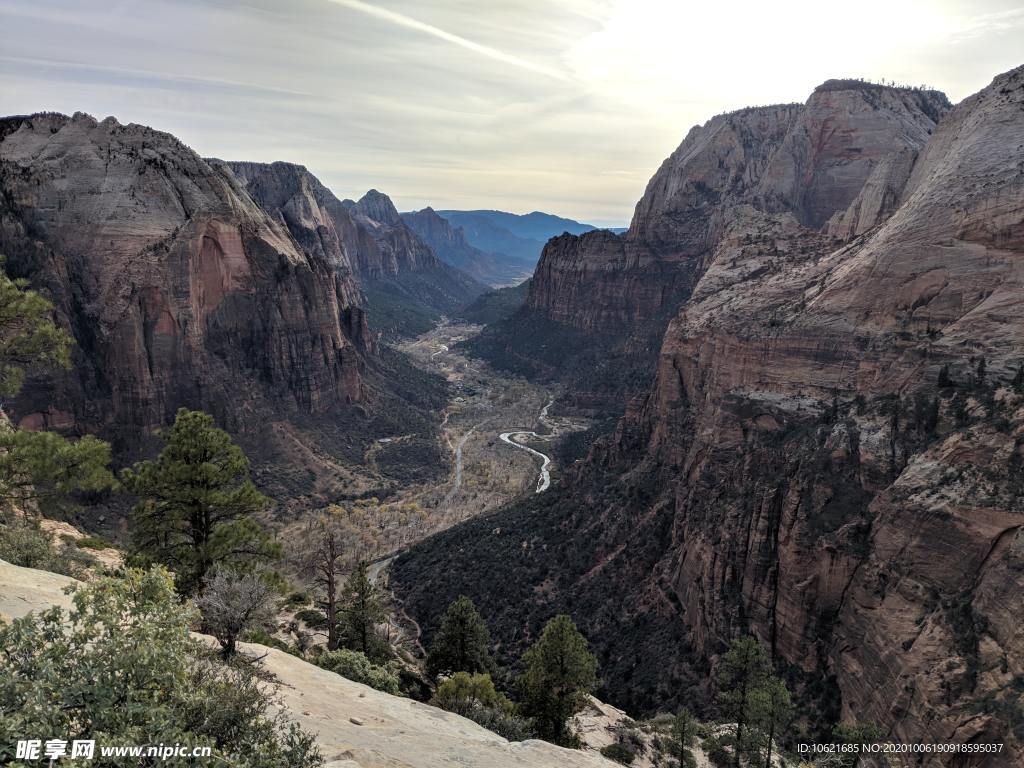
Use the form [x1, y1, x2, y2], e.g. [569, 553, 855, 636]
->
[396, 67, 1024, 763]
[0, 113, 371, 448]
[472, 83, 948, 412]
[530, 83, 948, 336]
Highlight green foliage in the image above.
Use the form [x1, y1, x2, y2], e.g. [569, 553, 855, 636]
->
[715, 637, 772, 768]
[751, 676, 793, 768]
[832, 721, 883, 768]
[0, 517, 93, 576]
[0, 427, 114, 513]
[122, 409, 278, 595]
[0, 257, 71, 397]
[600, 741, 637, 764]
[0, 567, 321, 767]
[432, 671, 508, 715]
[518, 614, 597, 745]
[317, 649, 401, 695]
[340, 561, 387, 660]
[295, 608, 328, 629]
[431, 672, 532, 741]
[426, 595, 494, 678]
[75, 535, 111, 550]
[668, 708, 699, 768]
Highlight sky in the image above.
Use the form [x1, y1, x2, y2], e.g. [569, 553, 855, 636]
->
[1, 1, 1022, 226]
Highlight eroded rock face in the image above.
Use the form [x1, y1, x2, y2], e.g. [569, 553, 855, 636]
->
[395, 66, 1024, 762]
[472, 81, 949, 412]
[0, 113, 369, 446]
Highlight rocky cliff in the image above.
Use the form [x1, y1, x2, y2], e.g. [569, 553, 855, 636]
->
[226, 164, 486, 335]
[0, 114, 446, 505]
[395, 66, 1024, 764]
[468, 81, 951, 412]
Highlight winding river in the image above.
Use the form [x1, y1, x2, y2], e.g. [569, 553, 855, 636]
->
[499, 427, 552, 494]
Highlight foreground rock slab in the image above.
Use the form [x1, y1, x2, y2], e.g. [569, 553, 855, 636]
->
[0, 560, 615, 768]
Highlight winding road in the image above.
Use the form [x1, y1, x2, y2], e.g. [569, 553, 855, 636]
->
[443, 419, 490, 506]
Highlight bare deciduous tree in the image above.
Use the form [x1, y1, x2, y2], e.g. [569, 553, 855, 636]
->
[196, 569, 278, 659]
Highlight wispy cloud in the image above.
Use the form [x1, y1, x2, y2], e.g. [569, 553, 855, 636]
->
[0, 54, 313, 99]
[323, 0, 570, 81]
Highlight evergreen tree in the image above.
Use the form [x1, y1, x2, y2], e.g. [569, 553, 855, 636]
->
[122, 409, 278, 595]
[668, 707, 698, 768]
[715, 637, 771, 768]
[426, 595, 494, 677]
[518, 614, 597, 745]
[341, 561, 386, 660]
[0, 427, 113, 513]
[937, 364, 952, 389]
[0, 258, 113, 517]
[0, 256, 71, 397]
[752, 677, 792, 768]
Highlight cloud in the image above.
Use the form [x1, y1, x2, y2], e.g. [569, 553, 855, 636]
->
[322, 0, 571, 82]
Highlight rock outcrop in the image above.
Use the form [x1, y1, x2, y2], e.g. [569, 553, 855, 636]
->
[225, 162, 485, 337]
[469, 81, 951, 412]
[0, 113, 370, 444]
[0, 559, 618, 768]
[0, 115, 453, 508]
[395, 66, 1024, 764]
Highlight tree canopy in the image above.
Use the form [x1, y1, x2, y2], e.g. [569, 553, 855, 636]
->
[518, 614, 597, 745]
[123, 409, 278, 595]
[426, 595, 494, 678]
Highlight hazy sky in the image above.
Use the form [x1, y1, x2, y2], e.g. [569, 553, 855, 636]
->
[2, 0, 1022, 225]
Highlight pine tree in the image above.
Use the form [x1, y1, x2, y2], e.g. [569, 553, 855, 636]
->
[341, 561, 386, 660]
[426, 596, 494, 677]
[669, 707, 698, 768]
[518, 614, 597, 745]
[715, 637, 772, 768]
[122, 409, 278, 595]
[752, 676, 793, 768]
[0, 258, 113, 517]
[0, 256, 71, 397]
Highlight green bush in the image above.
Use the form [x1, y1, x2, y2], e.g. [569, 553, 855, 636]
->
[317, 649, 401, 695]
[75, 535, 112, 550]
[295, 608, 328, 629]
[0, 567, 321, 767]
[600, 742, 636, 764]
[0, 518, 93, 576]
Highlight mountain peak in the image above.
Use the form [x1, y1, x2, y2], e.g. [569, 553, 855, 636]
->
[357, 189, 401, 224]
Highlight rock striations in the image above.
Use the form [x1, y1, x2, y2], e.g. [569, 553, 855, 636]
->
[471, 80, 951, 412]
[0, 113, 370, 441]
[0, 115, 450, 505]
[394, 67, 1024, 764]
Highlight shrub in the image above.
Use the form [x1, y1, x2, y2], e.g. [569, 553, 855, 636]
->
[0, 567, 321, 767]
[317, 649, 401, 695]
[600, 742, 636, 764]
[75, 535, 112, 550]
[295, 608, 328, 629]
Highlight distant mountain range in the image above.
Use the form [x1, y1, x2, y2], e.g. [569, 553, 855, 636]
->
[402, 208, 623, 287]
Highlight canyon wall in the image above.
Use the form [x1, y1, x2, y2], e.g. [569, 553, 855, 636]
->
[395, 67, 1024, 764]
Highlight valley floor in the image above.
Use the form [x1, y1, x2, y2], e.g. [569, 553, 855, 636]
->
[280, 320, 590, 571]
